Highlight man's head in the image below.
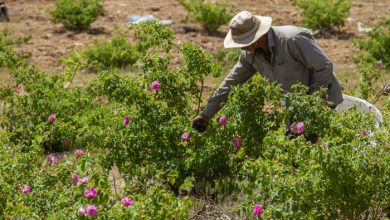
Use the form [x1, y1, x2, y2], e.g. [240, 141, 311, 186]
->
[224, 11, 272, 50]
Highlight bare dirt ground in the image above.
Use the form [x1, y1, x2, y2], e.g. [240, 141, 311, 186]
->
[1, 0, 389, 80]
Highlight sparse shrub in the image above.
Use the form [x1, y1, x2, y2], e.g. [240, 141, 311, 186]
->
[82, 36, 139, 72]
[178, 0, 232, 33]
[130, 20, 175, 53]
[354, 56, 380, 100]
[355, 16, 390, 66]
[293, 0, 352, 31]
[50, 0, 103, 30]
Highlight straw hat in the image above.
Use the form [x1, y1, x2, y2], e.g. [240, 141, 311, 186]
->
[224, 11, 272, 48]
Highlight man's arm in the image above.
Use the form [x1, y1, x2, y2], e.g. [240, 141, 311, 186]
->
[287, 31, 334, 94]
[202, 52, 256, 118]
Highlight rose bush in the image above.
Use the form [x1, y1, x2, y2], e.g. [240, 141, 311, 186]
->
[1, 23, 389, 219]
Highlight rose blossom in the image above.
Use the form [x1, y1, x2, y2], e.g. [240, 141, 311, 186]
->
[151, 81, 160, 90]
[74, 149, 84, 157]
[78, 207, 85, 216]
[21, 184, 30, 194]
[361, 129, 369, 136]
[86, 204, 97, 216]
[71, 173, 79, 185]
[121, 197, 134, 208]
[48, 114, 56, 123]
[290, 121, 305, 134]
[219, 116, 227, 125]
[252, 204, 263, 216]
[375, 60, 383, 70]
[181, 132, 190, 141]
[123, 116, 130, 126]
[233, 138, 241, 149]
[63, 138, 69, 145]
[47, 155, 58, 165]
[78, 176, 89, 184]
[84, 188, 97, 199]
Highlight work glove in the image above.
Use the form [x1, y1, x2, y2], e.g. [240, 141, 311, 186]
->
[192, 114, 209, 132]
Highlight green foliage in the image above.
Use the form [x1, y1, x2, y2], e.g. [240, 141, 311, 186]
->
[293, 0, 352, 31]
[355, 16, 390, 66]
[239, 110, 390, 219]
[214, 48, 241, 71]
[180, 43, 221, 113]
[0, 29, 30, 48]
[129, 21, 175, 53]
[179, 0, 232, 32]
[1, 23, 390, 219]
[82, 36, 139, 72]
[352, 54, 385, 101]
[50, 0, 103, 30]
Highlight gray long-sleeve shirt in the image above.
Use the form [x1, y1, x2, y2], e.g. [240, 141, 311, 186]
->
[202, 25, 343, 118]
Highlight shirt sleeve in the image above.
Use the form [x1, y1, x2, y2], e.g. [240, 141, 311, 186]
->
[287, 31, 334, 93]
[202, 52, 256, 118]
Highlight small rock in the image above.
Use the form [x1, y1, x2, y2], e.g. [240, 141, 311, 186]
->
[150, 7, 160, 12]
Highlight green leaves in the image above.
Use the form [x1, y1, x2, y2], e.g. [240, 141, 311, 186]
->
[81, 36, 139, 73]
[179, 176, 195, 194]
[293, 0, 352, 31]
[355, 16, 390, 66]
[1, 12, 390, 219]
[50, 0, 103, 30]
[130, 21, 175, 53]
[179, 0, 232, 33]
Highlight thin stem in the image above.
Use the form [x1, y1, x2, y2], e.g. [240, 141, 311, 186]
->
[113, 170, 118, 197]
[197, 78, 205, 115]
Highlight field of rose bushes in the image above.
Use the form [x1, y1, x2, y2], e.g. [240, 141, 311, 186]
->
[1, 7, 390, 220]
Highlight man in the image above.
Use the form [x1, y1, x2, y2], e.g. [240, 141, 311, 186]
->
[192, 11, 343, 132]
[0, 0, 10, 22]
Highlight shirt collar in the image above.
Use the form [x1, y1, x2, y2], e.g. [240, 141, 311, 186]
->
[267, 27, 276, 53]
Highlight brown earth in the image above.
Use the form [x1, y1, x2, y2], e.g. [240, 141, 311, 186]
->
[1, 0, 389, 71]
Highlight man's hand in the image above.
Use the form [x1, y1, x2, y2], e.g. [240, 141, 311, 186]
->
[192, 114, 209, 132]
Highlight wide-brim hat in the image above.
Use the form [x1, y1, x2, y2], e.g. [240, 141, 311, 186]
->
[224, 11, 272, 48]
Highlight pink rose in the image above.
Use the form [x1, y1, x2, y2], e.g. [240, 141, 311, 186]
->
[71, 173, 79, 185]
[63, 138, 69, 145]
[361, 129, 369, 136]
[123, 116, 130, 125]
[86, 204, 97, 216]
[78, 207, 85, 216]
[181, 132, 190, 141]
[21, 184, 30, 194]
[290, 121, 305, 134]
[48, 114, 56, 123]
[121, 197, 134, 208]
[84, 188, 97, 199]
[74, 149, 84, 157]
[151, 81, 160, 90]
[233, 138, 241, 149]
[375, 60, 383, 70]
[78, 176, 89, 184]
[47, 155, 58, 165]
[252, 204, 263, 216]
[219, 116, 227, 125]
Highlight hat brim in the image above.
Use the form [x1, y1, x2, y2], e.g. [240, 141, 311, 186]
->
[224, 16, 272, 49]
